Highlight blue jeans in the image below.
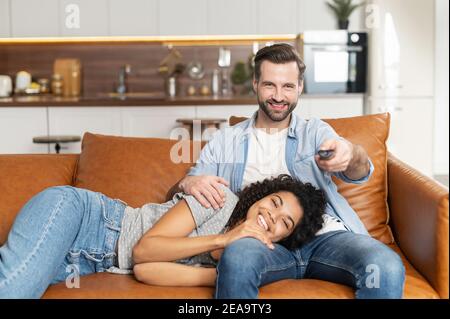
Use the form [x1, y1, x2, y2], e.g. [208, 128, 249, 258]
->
[215, 231, 406, 299]
[0, 186, 126, 298]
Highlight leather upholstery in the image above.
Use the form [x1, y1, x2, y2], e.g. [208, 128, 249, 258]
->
[0, 114, 447, 298]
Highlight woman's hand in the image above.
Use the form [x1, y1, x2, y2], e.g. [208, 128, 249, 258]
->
[220, 220, 275, 249]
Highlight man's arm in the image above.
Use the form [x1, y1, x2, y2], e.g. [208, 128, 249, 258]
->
[342, 143, 371, 180]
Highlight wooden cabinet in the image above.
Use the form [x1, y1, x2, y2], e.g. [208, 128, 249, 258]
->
[368, 0, 434, 97]
[367, 97, 434, 176]
[109, 0, 158, 36]
[59, 0, 109, 36]
[10, 0, 59, 37]
[121, 106, 196, 139]
[159, 0, 207, 36]
[48, 107, 121, 153]
[0, 0, 10, 37]
[207, 0, 257, 35]
[0, 107, 48, 154]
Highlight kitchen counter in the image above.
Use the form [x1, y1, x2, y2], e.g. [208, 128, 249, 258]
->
[0, 93, 365, 107]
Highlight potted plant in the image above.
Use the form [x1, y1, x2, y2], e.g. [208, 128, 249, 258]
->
[326, 0, 365, 30]
[231, 61, 250, 95]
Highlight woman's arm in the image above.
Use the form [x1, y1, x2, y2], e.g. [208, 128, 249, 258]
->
[133, 262, 216, 287]
[132, 199, 225, 264]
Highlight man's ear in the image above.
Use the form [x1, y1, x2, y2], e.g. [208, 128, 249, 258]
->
[298, 80, 304, 95]
[253, 78, 258, 93]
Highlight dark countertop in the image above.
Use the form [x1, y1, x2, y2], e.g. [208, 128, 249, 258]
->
[0, 93, 365, 107]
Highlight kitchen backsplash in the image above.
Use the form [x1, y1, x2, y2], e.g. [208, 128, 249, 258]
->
[0, 41, 294, 97]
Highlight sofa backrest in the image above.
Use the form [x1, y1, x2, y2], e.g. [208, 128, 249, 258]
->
[0, 154, 78, 245]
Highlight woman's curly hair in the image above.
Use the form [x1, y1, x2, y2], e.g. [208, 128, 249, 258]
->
[224, 174, 326, 250]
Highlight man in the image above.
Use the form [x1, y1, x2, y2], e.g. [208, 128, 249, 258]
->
[170, 44, 405, 298]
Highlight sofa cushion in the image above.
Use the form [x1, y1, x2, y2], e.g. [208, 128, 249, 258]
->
[74, 133, 200, 207]
[42, 244, 438, 299]
[0, 154, 78, 245]
[230, 113, 394, 244]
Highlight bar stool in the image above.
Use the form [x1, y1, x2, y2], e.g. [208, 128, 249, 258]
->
[32, 135, 81, 154]
[176, 118, 226, 140]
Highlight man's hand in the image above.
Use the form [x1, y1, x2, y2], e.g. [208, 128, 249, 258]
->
[315, 138, 370, 180]
[179, 175, 230, 209]
[315, 138, 354, 173]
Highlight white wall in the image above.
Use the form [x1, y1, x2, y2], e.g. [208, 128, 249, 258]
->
[434, 0, 449, 175]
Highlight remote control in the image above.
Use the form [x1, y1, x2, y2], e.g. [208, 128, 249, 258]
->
[318, 149, 334, 160]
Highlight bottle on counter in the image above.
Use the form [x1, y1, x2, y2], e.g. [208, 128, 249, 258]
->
[211, 69, 220, 97]
[51, 74, 63, 96]
[38, 78, 50, 94]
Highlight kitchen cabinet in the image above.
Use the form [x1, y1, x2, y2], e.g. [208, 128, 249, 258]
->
[294, 95, 364, 119]
[367, 97, 434, 177]
[109, 0, 158, 36]
[257, 0, 297, 35]
[59, 0, 109, 36]
[0, 107, 48, 154]
[159, 0, 207, 36]
[10, 0, 59, 37]
[48, 107, 121, 153]
[297, 0, 365, 32]
[121, 106, 196, 139]
[0, 0, 10, 37]
[207, 0, 257, 35]
[368, 0, 434, 97]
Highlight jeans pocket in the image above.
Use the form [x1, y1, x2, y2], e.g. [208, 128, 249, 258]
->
[67, 249, 107, 274]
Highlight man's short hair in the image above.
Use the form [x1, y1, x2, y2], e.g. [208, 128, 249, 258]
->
[254, 43, 306, 82]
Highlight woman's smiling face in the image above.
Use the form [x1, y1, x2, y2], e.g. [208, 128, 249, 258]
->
[245, 191, 304, 242]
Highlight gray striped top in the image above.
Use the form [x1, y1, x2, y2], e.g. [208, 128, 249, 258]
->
[107, 185, 239, 274]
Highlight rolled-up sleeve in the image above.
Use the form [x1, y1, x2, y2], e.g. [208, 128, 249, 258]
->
[333, 158, 375, 184]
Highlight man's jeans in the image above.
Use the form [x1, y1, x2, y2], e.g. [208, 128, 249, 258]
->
[0, 186, 126, 298]
[215, 231, 406, 299]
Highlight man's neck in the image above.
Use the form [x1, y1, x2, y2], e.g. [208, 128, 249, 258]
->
[254, 109, 292, 132]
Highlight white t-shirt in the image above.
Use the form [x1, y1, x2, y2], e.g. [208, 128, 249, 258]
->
[242, 125, 347, 236]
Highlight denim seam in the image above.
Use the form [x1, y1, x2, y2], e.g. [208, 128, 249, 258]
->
[308, 258, 361, 288]
[259, 261, 298, 285]
[0, 190, 67, 289]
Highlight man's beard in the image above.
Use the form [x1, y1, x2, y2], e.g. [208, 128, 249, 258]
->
[257, 97, 298, 122]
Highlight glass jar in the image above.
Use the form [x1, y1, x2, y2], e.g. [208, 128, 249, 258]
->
[51, 74, 63, 96]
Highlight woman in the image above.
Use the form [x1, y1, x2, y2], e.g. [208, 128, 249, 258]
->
[0, 174, 325, 298]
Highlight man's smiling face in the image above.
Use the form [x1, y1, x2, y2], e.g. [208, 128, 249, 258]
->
[254, 60, 303, 122]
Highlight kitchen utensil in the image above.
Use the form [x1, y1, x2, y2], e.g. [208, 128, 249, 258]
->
[218, 47, 231, 67]
[0, 75, 12, 97]
[15, 71, 31, 93]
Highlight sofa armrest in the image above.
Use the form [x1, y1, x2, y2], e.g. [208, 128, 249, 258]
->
[387, 153, 449, 298]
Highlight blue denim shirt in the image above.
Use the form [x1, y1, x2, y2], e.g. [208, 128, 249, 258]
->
[188, 112, 374, 236]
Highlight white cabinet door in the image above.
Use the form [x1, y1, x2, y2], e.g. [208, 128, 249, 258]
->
[257, 0, 297, 35]
[368, 0, 434, 97]
[59, 0, 109, 36]
[368, 97, 434, 176]
[196, 105, 257, 127]
[297, 0, 364, 32]
[11, 0, 59, 37]
[48, 107, 122, 153]
[121, 106, 196, 139]
[307, 96, 364, 119]
[0, 107, 48, 154]
[159, 0, 207, 36]
[207, 0, 257, 35]
[0, 0, 10, 37]
[109, 0, 158, 36]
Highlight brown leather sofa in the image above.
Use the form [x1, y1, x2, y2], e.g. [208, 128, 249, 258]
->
[0, 113, 448, 299]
